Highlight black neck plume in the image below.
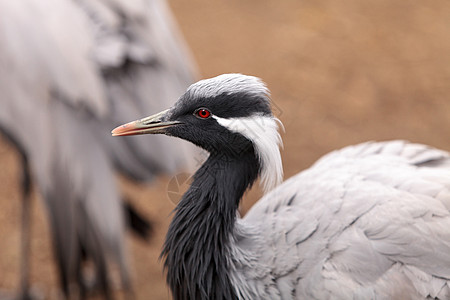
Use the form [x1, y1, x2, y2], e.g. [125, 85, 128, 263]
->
[161, 148, 259, 300]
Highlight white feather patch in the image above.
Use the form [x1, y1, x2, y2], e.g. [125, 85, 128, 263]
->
[188, 74, 269, 100]
[213, 114, 283, 193]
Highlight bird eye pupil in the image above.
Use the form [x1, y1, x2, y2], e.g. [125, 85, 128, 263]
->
[196, 108, 210, 119]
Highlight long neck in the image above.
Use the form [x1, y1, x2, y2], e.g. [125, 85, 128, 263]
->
[162, 150, 259, 300]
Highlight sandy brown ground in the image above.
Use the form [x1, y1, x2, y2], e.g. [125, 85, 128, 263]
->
[1, 1, 450, 299]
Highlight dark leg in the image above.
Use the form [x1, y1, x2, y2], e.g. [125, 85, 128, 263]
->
[18, 153, 32, 300]
[76, 242, 87, 300]
[77, 204, 113, 300]
[123, 199, 152, 241]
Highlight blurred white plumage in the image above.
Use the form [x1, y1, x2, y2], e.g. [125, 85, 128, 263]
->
[0, 0, 197, 298]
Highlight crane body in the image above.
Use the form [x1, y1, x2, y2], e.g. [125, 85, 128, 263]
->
[113, 74, 450, 299]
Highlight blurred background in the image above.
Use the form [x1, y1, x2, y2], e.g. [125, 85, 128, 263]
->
[1, 0, 450, 299]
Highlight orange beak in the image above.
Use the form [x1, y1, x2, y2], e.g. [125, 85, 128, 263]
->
[112, 109, 181, 136]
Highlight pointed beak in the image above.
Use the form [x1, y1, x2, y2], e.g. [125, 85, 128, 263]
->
[111, 109, 180, 136]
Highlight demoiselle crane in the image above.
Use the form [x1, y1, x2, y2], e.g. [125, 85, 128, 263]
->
[113, 74, 450, 299]
[0, 0, 196, 298]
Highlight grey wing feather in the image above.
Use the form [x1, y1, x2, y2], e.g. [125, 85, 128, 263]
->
[236, 141, 450, 299]
[0, 0, 197, 293]
[78, 0, 199, 179]
[0, 0, 107, 116]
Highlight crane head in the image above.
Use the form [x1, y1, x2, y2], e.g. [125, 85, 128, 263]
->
[112, 74, 283, 192]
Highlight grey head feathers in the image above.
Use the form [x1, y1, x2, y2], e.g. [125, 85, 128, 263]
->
[170, 74, 272, 119]
[168, 73, 283, 192]
[187, 73, 270, 102]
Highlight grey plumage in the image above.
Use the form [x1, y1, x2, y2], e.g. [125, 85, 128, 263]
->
[0, 0, 196, 298]
[236, 140, 450, 299]
[113, 74, 450, 299]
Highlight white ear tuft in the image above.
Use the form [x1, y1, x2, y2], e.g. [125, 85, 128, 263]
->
[213, 114, 283, 193]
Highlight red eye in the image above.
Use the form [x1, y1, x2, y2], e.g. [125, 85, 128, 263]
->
[195, 108, 211, 119]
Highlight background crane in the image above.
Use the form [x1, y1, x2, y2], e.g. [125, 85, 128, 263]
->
[0, 0, 197, 298]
